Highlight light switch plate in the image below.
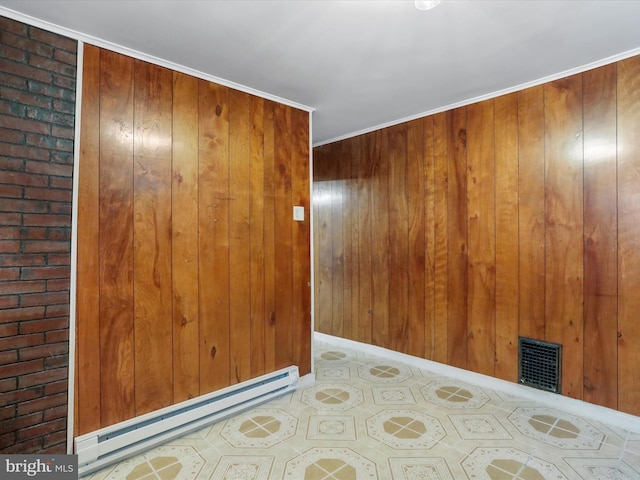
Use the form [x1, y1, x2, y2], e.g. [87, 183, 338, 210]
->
[293, 206, 304, 221]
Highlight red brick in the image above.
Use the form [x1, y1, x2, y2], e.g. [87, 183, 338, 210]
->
[3, 30, 53, 57]
[18, 417, 66, 441]
[42, 429, 66, 448]
[0, 113, 50, 135]
[0, 213, 22, 225]
[19, 317, 67, 334]
[48, 203, 71, 215]
[0, 267, 19, 280]
[0, 143, 50, 161]
[48, 177, 71, 189]
[0, 404, 15, 420]
[0, 254, 46, 267]
[0, 86, 51, 109]
[50, 125, 74, 140]
[44, 304, 68, 317]
[21, 292, 69, 307]
[17, 391, 66, 415]
[45, 279, 70, 292]
[0, 323, 18, 337]
[0, 44, 27, 63]
[0, 227, 47, 240]
[20, 266, 69, 280]
[0, 241, 20, 253]
[47, 229, 71, 242]
[0, 411, 43, 434]
[0, 17, 28, 36]
[43, 379, 67, 396]
[0, 198, 48, 214]
[44, 330, 67, 344]
[0, 436, 43, 453]
[53, 49, 76, 66]
[18, 366, 67, 388]
[0, 279, 47, 294]
[0, 359, 43, 379]
[24, 160, 72, 177]
[18, 342, 67, 361]
[45, 254, 69, 266]
[0, 157, 24, 172]
[0, 127, 25, 144]
[0, 171, 48, 187]
[0, 297, 19, 309]
[23, 188, 71, 203]
[0, 185, 22, 198]
[0, 377, 17, 393]
[22, 241, 69, 253]
[0, 432, 16, 449]
[0, 350, 17, 365]
[23, 213, 71, 226]
[0, 333, 43, 350]
[0, 306, 45, 323]
[0, 58, 51, 83]
[30, 29, 76, 53]
[0, 385, 42, 407]
[29, 55, 75, 77]
[44, 355, 67, 369]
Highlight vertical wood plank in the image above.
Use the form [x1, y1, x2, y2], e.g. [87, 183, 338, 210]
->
[432, 112, 448, 364]
[407, 118, 425, 358]
[263, 100, 277, 373]
[357, 135, 373, 344]
[228, 90, 252, 384]
[423, 116, 436, 360]
[76, 44, 101, 435]
[172, 71, 200, 402]
[446, 107, 468, 369]
[249, 96, 266, 378]
[617, 55, 640, 415]
[313, 145, 332, 334]
[370, 129, 390, 349]
[544, 74, 584, 399]
[98, 49, 135, 426]
[330, 142, 344, 337]
[133, 60, 173, 415]
[291, 108, 311, 375]
[494, 93, 519, 382]
[198, 80, 231, 392]
[341, 137, 355, 341]
[518, 86, 546, 340]
[348, 137, 362, 341]
[466, 100, 496, 376]
[583, 63, 617, 409]
[274, 104, 293, 369]
[388, 123, 409, 353]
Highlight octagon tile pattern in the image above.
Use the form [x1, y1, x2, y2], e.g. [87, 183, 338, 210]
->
[83, 339, 640, 480]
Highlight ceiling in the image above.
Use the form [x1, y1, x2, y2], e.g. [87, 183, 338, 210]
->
[2, 0, 640, 145]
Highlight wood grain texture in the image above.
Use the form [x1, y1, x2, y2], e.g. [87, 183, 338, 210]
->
[77, 47, 311, 432]
[312, 53, 640, 416]
[466, 100, 496, 376]
[98, 49, 135, 426]
[198, 80, 231, 391]
[249, 95, 266, 378]
[75, 44, 101, 435]
[494, 93, 519, 382]
[517, 86, 546, 340]
[446, 108, 468, 369]
[330, 142, 344, 338]
[583, 63, 617, 409]
[229, 89, 252, 384]
[544, 75, 584, 399]
[617, 55, 640, 414]
[133, 60, 173, 415]
[172, 71, 200, 402]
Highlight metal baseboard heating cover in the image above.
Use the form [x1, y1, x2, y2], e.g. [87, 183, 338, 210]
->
[75, 365, 299, 476]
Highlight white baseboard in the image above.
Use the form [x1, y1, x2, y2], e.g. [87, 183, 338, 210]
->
[315, 332, 640, 434]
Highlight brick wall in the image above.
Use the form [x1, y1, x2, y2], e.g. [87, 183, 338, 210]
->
[0, 16, 76, 453]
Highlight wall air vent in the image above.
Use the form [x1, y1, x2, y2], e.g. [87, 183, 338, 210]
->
[518, 337, 562, 394]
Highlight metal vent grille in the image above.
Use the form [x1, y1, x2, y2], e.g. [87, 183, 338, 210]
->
[518, 337, 562, 394]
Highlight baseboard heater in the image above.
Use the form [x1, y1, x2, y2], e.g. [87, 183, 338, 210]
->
[75, 365, 299, 477]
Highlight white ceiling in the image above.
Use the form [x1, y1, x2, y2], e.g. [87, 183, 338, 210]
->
[2, 0, 640, 145]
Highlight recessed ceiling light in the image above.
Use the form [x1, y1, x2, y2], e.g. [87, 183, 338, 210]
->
[415, 0, 441, 10]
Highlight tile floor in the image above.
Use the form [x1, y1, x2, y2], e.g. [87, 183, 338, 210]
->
[83, 338, 640, 479]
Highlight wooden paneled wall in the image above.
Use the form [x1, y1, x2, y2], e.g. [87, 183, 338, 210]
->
[313, 55, 640, 416]
[75, 45, 311, 435]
